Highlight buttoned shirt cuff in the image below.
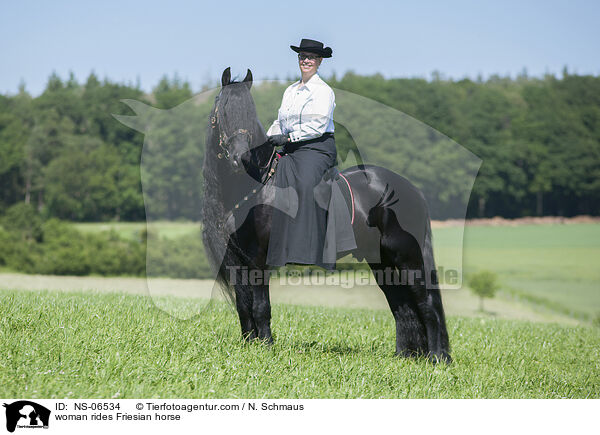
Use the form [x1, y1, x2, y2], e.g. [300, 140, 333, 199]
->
[266, 121, 282, 136]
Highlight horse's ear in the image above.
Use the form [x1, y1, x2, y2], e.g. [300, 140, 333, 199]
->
[221, 67, 231, 87]
[243, 69, 253, 90]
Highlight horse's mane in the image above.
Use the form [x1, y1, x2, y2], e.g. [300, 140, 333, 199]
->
[202, 81, 266, 306]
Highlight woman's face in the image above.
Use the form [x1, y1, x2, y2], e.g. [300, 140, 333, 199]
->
[298, 51, 322, 75]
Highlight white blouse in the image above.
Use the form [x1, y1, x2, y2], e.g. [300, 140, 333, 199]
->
[266, 73, 335, 143]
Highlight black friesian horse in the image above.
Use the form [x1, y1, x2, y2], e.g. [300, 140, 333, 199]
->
[202, 68, 450, 362]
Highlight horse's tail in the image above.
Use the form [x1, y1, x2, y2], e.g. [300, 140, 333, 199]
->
[422, 214, 437, 292]
[422, 210, 451, 357]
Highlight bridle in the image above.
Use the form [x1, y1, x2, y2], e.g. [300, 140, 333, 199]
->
[210, 93, 253, 160]
[210, 90, 279, 212]
[210, 90, 277, 170]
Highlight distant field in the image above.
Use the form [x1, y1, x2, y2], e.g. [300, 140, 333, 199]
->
[0, 272, 578, 325]
[1, 289, 598, 399]
[459, 224, 600, 319]
[73, 221, 201, 240]
[72, 221, 600, 320]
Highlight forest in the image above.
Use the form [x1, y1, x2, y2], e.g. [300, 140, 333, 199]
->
[1, 69, 599, 222]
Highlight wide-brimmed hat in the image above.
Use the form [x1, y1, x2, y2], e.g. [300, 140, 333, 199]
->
[290, 38, 332, 58]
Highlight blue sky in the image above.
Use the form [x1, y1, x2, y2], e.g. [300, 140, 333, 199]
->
[1, 0, 599, 95]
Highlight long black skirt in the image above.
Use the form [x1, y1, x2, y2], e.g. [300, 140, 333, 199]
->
[266, 133, 337, 269]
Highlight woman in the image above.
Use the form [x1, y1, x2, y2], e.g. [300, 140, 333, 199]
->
[265, 38, 337, 269]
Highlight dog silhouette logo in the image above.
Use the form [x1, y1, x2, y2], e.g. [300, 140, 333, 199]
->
[3, 401, 50, 432]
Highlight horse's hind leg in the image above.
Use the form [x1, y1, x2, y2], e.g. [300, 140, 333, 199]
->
[369, 262, 427, 357]
[410, 278, 446, 362]
[397, 261, 450, 363]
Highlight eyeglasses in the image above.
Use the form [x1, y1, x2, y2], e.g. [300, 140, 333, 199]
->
[298, 53, 320, 61]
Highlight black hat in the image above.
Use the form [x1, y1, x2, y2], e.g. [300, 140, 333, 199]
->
[290, 38, 333, 58]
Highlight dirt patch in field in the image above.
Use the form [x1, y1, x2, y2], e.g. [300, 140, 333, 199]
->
[432, 215, 600, 228]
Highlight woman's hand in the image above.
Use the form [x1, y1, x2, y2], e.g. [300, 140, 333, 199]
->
[267, 134, 290, 147]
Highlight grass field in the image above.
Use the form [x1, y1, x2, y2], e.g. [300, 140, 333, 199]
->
[2, 222, 595, 399]
[73, 221, 198, 240]
[0, 272, 578, 324]
[0, 289, 598, 399]
[71, 221, 600, 321]
[459, 224, 600, 319]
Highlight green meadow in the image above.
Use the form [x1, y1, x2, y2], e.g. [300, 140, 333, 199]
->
[0, 289, 598, 399]
[459, 223, 600, 319]
[2, 222, 599, 398]
[71, 221, 600, 321]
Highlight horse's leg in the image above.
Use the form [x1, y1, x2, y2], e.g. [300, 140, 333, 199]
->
[234, 283, 257, 341]
[404, 265, 447, 362]
[369, 261, 427, 358]
[384, 247, 450, 363]
[382, 230, 449, 362]
[252, 282, 273, 344]
[250, 204, 274, 344]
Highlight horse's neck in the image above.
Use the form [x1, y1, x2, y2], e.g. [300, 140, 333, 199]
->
[254, 119, 268, 143]
[253, 122, 269, 157]
[210, 161, 249, 203]
[249, 121, 274, 176]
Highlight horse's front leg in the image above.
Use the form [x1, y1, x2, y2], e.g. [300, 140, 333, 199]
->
[251, 205, 274, 344]
[234, 283, 256, 341]
[252, 282, 273, 344]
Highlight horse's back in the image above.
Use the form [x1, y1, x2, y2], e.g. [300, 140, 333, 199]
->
[339, 164, 430, 263]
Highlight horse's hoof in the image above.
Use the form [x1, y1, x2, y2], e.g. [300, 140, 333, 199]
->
[241, 332, 257, 342]
[428, 351, 452, 365]
[259, 336, 274, 346]
[395, 349, 415, 359]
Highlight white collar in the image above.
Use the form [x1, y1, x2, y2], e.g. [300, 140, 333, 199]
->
[295, 73, 322, 91]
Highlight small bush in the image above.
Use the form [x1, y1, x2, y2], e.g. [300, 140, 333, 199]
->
[0, 202, 44, 242]
[468, 270, 500, 312]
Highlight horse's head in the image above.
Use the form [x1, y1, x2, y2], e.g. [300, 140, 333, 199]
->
[211, 67, 261, 172]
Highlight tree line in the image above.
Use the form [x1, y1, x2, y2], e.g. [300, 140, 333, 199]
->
[1, 69, 598, 221]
